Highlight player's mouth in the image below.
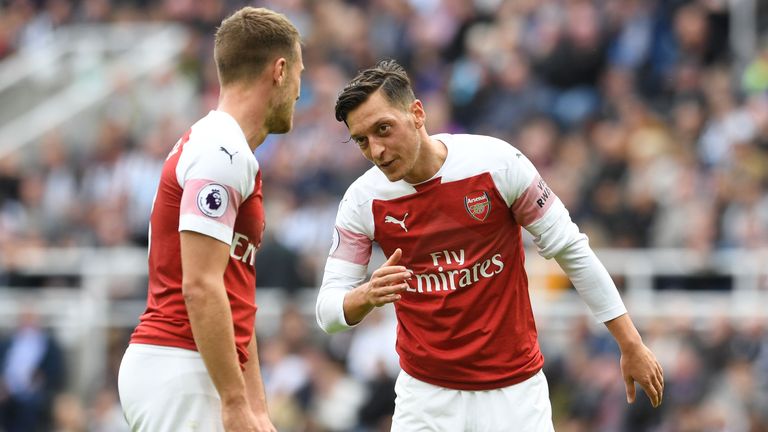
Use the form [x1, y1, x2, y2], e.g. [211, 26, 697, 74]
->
[379, 159, 395, 169]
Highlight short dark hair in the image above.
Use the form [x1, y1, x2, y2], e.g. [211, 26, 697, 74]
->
[335, 60, 416, 123]
[214, 7, 300, 86]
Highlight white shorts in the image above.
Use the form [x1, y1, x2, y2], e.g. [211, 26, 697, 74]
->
[391, 369, 554, 432]
[118, 343, 223, 432]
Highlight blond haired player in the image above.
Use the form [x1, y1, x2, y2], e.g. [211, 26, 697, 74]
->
[118, 7, 303, 432]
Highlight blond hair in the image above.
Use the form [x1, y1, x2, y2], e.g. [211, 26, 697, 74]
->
[214, 7, 300, 86]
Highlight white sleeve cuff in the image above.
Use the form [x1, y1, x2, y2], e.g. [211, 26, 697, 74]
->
[316, 258, 368, 333]
[316, 285, 356, 333]
[179, 214, 233, 245]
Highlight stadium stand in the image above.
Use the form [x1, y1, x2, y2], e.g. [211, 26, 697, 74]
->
[0, 0, 766, 430]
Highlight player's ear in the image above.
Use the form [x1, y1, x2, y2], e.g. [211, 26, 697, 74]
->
[272, 57, 287, 85]
[410, 99, 425, 129]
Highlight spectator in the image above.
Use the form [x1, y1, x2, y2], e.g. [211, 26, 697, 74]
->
[0, 0, 767, 430]
[0, 307, 66, 432]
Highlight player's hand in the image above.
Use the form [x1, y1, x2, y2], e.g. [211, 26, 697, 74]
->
[251, 412, 277, 432]
[365, 248, 411, 307]
[620, 342, 664, 408]
[222, 399, 276, 432]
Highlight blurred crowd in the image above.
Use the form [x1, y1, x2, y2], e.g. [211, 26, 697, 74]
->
[1, 0, 768, 431]
[1, 305, 767, 431]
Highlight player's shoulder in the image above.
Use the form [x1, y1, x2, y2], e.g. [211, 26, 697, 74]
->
[436, 133, 523, 180]
[176, 111, 258, 190]
[441, 133, 519, 159]
[439, 132, 514, 150]
[187, 111, 253, 159]
[342, 166, 411, 209]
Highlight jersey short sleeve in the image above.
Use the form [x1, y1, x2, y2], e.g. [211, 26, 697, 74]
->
[487, 140, 626, 322]
[316, 178, 378, 333]
[487, 145, 570, 259]
[329, 190, 374, 268]
[175, 116, 257, 245]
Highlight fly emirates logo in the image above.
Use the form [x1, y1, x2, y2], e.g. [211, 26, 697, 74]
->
[408, 249, 505, 293]
[230, 232, 258, 266]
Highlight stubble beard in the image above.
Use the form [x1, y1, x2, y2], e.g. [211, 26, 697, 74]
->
[267, 98, 294, 134]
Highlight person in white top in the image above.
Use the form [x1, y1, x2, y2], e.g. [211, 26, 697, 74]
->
[118, 7, 303, 432]
[316, 60, 664, 431]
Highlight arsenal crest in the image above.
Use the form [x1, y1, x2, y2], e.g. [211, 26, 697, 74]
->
[464, 191, 491, 221]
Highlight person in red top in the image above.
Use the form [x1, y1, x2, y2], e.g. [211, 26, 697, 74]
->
[316, 60, 663, 431]
[118, 7, 303, 432]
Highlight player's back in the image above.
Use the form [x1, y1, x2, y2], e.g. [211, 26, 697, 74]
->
[130, 111, 264, 365]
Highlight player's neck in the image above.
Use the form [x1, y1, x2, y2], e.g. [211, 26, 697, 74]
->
[217, 85, 269, 151]
[404, 134, 447, 184]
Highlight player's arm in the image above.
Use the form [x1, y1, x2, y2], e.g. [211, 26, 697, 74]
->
[505, 148, 663, 407]
[317, 247, 409, 332]
[180, 231, 262, 430]
[528, 204, 664, 407]
[243, 335, 276, 430]
[316, 193, 410, 333]
[605, 313, 664, 407]
[539, 215, 664, 407]
[341, 248, 409, 325]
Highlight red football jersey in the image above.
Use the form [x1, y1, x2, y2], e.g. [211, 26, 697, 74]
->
[373, 172, 542, 390]
[318, 133, 625, 390]
[130, 111, 264, 367]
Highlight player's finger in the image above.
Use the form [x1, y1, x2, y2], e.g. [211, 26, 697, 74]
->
[657, 363, 664, 383]
[385, 291, 403, 302]
[384, 248, 402, 266]
[640, 377, 660, 407]
[374, 281, 409, 297]
[377, 283, 409, 296]
[624, 375, 636, 404]
[373, 288, 405, 306]
[379, 282, 408, 295]
[651, 373, 664, 407]
[372, 266, 408, 279]
[654, 362, 664, 403]
[375, 271, 412, 286]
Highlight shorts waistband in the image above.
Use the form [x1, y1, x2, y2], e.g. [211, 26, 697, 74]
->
[127, 343, 201, 358]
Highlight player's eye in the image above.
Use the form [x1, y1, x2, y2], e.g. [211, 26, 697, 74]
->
[354, 136, 368, 148]
[378, 124, 391, 135]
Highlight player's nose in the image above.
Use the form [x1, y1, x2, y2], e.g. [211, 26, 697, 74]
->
[369, 138, 386, 161]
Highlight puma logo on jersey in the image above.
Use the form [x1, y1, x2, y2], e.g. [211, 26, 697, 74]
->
[384, 213, 408, 232]
[219, 146, 238, 164]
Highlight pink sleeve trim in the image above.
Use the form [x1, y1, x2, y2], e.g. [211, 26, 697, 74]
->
[510, 175, 557, 226]
[331, 226, 372, 265]
[180, 179, 243, 230]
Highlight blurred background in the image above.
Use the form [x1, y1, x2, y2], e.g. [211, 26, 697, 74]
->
[0, 0, 767, 431]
